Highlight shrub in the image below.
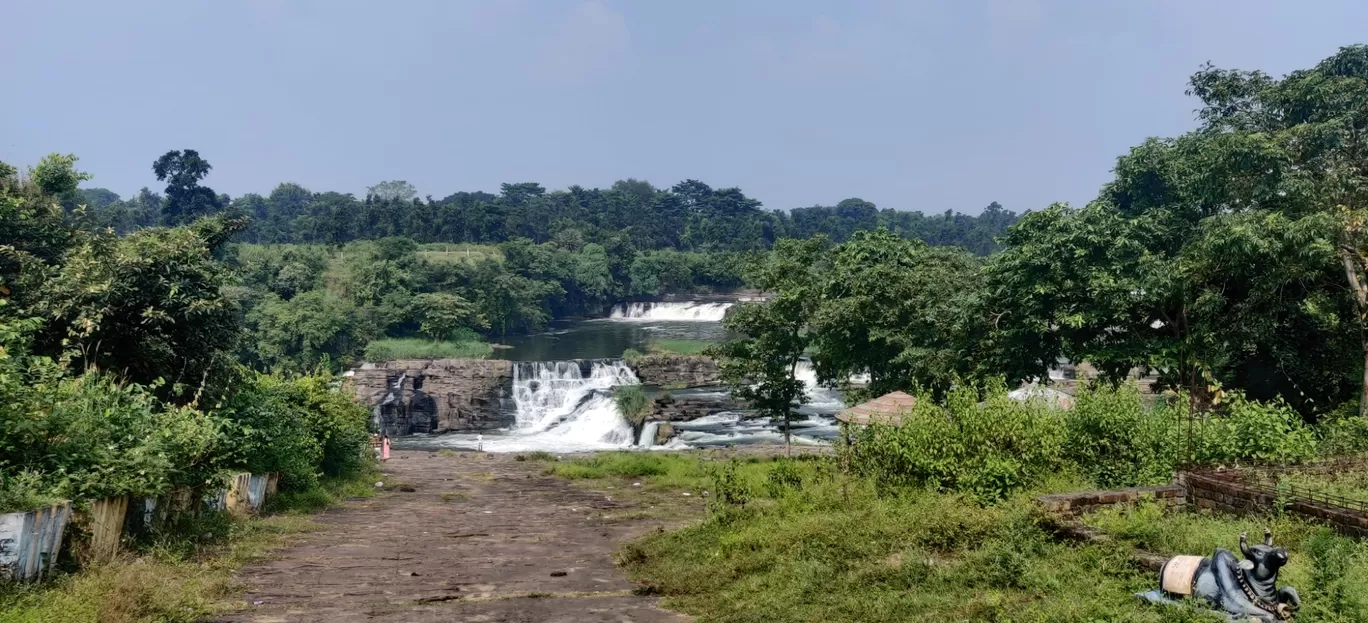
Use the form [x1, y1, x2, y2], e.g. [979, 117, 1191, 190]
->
[1064, 383, 1180, 487]
[841, 381, 1066, 501]
[1, 368, 226, 506]
[613, 385, 652, 428]
[764, 459, 804, 497]
[218, 370, 370, 492]
[0, 471, 63, 515]
[1190, 392, 1318, 465]
[1318, 403, 1368, 457]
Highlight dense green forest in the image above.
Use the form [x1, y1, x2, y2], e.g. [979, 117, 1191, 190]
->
[715, 44, 1368, 428]
[78, 177, 1018, 255]
[64, 154, 1018, 372]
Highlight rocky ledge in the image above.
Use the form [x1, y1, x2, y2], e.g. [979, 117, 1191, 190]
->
[650, 391, 743, 422]
[350, 359, 512, 436]
[628, 353, 720, 388]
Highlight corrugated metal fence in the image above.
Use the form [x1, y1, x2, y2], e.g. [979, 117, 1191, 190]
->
[1, 472, 277, 582]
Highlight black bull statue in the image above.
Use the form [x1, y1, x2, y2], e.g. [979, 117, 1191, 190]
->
[1139, 528, 1300, 621]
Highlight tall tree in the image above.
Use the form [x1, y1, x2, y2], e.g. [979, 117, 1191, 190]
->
[153, 149, 223, 224]
[366, 180, 417, 202]
[710, 237, 827, 452]
[809, 229, 984, 399]
[1154, 45, 1368, 415]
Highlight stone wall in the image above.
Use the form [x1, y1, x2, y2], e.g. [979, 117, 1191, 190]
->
[1182, 470, 1368, 538]
[350, 359, 513, 436]
[1037, 485, 1187, 520]
[629, 354, 720, 388]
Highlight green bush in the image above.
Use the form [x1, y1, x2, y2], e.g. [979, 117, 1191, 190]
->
[1064, 383, 1181, 488]
[218, 370, 370, 492]
[1318, 404, 1368, 456]
[0, 471, 63, 515]
[613, 385, 651, 427]
[763, 459, 804, 497]
[0, 366, 226, 508]
[841, 381, 1066, 501]
[1190, 392, 1318, 465]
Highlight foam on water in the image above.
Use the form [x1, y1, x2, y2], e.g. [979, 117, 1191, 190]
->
[431, 360, 639, 453]
[609, 301, 732, 322]
[417, 353, 849, 453]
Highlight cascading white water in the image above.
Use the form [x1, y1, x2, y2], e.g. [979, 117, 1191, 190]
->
[433, 360, 639, 452]
[638, 421, 661, 447]
[609, 301, 732, 321]
[793, 360, 846, 412]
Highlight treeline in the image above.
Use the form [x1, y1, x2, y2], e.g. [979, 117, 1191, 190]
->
[0, 156, 372, 514]
[231, 237, 750, 371]
[720, 44, 1368, 425]
[79, 178, 1019, 256]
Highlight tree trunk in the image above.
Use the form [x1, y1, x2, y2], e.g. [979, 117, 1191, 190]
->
[784, 415, 791, 457]
[1340, 251, 1368, 418]
[1361, 344, 1368, 420]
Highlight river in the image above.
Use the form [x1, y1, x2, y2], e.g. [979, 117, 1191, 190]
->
[490, 302, 732, 361]
[392, 301, 847, 453]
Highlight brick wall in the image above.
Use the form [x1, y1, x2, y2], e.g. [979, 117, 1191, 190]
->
[1181, 471, 1368, 538]
[1037, 485, 1186, 519]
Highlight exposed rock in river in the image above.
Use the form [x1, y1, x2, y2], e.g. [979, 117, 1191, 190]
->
[628, 354, 720, 388]
[651, 392, 743, 422]
[351, 359, 513, 436]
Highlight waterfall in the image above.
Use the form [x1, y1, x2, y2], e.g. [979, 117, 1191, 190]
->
[638, 421, 661, 447]
[793, 360, 846, 412]
[608, 301, 732, 321]
[505, 360, 640, 447]
[373, 372, 407, 433]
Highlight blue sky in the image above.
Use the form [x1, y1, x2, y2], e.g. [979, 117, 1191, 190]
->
[3, 1, 1366, 215]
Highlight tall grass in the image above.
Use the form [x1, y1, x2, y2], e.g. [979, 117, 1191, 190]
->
[544, 450, 1368, 621]
[1086, 501, 1368, 621]
[584, 457, 1216, 622]
[647, 340, 713, 356]
[363, 337, 492, 361]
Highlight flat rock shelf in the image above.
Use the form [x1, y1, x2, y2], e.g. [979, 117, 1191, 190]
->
[215, 451, 691, 623]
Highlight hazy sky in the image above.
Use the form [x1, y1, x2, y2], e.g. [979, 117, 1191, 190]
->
[4, 1, 1366, 215]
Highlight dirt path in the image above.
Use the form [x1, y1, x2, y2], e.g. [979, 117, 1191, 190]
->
[216, 451, 692, 623]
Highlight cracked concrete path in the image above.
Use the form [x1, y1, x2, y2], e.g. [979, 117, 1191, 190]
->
[215, 450, 691, 623]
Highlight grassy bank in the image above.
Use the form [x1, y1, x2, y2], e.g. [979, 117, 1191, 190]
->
[363, 337, 492, 360]
[548, 452, 1368, 622]
[0, 468, 379, 623]
[646, 339, 714, 356]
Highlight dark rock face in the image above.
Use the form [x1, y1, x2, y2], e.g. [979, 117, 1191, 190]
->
[629, 354, 720, 388]
[651, 392, 742, 422]
[350, 359, 513, 436]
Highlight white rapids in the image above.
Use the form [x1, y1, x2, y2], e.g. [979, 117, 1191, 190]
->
[609, 301, 732, 322]
[432, 360, 644, 453]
